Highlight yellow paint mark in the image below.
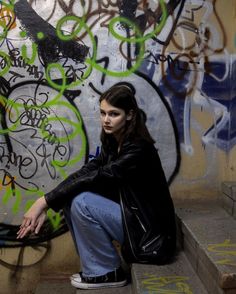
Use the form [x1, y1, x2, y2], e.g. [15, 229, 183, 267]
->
[208, 239, 236, 266]
[0, 174, 14, 190]
[142, 275, 193, 293]
[0, 7, 16, 30]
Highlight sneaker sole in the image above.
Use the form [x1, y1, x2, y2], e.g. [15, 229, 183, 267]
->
[70, 273, 81, 281]
[71, 279, 128, 289]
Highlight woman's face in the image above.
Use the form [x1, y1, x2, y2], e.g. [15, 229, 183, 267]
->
[100, 99, 132, 141]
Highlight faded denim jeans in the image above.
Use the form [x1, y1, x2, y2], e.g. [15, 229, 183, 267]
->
[63, 191, 124, 277]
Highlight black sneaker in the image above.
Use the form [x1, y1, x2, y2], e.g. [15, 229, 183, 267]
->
[70, 267, 128, 289]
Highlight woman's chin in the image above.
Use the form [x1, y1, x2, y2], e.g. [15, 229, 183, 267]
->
[104, 129, 113, 134]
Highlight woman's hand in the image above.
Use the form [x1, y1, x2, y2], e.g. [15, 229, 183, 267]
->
[17, 197, 48, 239]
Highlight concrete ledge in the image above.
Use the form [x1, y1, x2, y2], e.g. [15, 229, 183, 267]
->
[35, 275, 131, 294]
[35, 276, 75, 294]
[131, 251, 207, 294]
[175, 199, 236, 293]
[221, 182, 236, 219]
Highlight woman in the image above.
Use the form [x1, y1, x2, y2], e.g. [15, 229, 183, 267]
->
[17, 83, 176, 290]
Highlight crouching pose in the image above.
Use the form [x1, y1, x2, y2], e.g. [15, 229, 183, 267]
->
[17, 83, 176, 290]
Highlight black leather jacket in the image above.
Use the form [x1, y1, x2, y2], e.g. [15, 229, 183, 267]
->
[45, 138, 176, 247]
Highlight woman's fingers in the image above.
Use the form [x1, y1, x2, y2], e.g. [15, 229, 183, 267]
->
[17, 197, 48, 239]
[17, 223, 36, 239]
[20, 218, 28, 228]
[17, 210, 47, 238]
[17, 225, 32, 239]
[35, 211, 47, 234]
[35, 219, 43, 234]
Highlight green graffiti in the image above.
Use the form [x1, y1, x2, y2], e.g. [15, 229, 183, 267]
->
[2, 180, 40, 215]
[45, 63, 71, 108]
[54, 165, 69, 180]
[37, 32, 44, 40]
[24, 191, 62, 231]
[55, 11, 151, 83]
[52, 124, 86, 167]
[2, 186, 12, 205]
[0, 95, 21, 134]
[21, 42, 38, 65]
[55, 15, 95, 89]
[58, 101, 87, 167]
[36, 100, 87, 167]
[109, 0, 167, 43]
[47, 209, 62, 231]
[0, 50, 11, 76]
[0, 0, 15, 10]
[46, 62, 67, 92]
[86, 15, 146, 77]
[19, 31, 38, 65]
[24, 190, 44, 212]
[0, 18, 8, 41]
[25, 199, 36, 211]
[56, 14, 86, 41]
[19, 30, 27, 38]
[108, 16, 142, 43]
[0, 4, 88, 233]
[12, 188, 21, 214]
[45, 61, 91, 102]
[39, 101, 84, 143]
[2, 185, 21, 215]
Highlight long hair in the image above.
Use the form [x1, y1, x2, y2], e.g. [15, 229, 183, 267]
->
[99, 83, 155, 148]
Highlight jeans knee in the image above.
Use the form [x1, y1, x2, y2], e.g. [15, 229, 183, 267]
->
[70, 191, 93, 217]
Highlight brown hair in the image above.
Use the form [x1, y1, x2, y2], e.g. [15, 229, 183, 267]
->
[99, 83, 155, 147]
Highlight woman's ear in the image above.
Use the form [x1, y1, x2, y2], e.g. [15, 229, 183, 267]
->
[126, 110, 134, 121]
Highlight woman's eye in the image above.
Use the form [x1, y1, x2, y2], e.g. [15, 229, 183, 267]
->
[110, 112, 119, 117]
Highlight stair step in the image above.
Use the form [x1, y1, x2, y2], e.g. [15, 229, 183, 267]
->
[35, 274, 132, 294]
[221, 181, 236, 219]
[131, 251, 207, 293]
[175, 199, 236, 294]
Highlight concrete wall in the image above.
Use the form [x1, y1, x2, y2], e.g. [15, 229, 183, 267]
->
[0, 0, 235, 293]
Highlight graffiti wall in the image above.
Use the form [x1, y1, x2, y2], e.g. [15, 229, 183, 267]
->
[0, 0, 235, 250]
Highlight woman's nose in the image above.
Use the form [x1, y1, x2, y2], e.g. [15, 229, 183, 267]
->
[104, 114, 110, 122]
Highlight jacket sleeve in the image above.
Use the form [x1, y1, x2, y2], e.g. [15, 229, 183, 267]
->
[44, 142, 145, 211]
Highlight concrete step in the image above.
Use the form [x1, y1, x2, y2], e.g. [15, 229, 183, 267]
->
[221, 181, 236, 219]
[35, 273, 132, 294]
[175, 198, 236, 294]
[131, 251, 208, 294]
[35, 274, 75, 294]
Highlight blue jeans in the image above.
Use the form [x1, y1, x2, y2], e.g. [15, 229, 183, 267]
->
[63, 191, 124, 277]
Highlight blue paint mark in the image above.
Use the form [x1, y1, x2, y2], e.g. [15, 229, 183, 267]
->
[158, 60, 190, 143]
[89, 146, 100, 159]
[201, 60, 236, 151]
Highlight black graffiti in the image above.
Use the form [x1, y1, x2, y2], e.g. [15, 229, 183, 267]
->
[61, 57, 88, 82]
[0, 146, 34, 176]
[145, 50, 200, 69]
[0, 48, 44, 81]
[0, 139, 39, 192]
[14, 0, 89, 66]
[9, 48, 44, 80]
[8, 101, 69, 178]
[118, 0, 137, 22]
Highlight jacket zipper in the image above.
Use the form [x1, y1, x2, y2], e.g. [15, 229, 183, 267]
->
[142, 235, 161, 251]
[120, 193, 139, 260]
[135, 213, 147, 232]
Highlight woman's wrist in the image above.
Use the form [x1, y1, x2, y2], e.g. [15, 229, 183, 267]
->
[37, 196, 48, 210]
